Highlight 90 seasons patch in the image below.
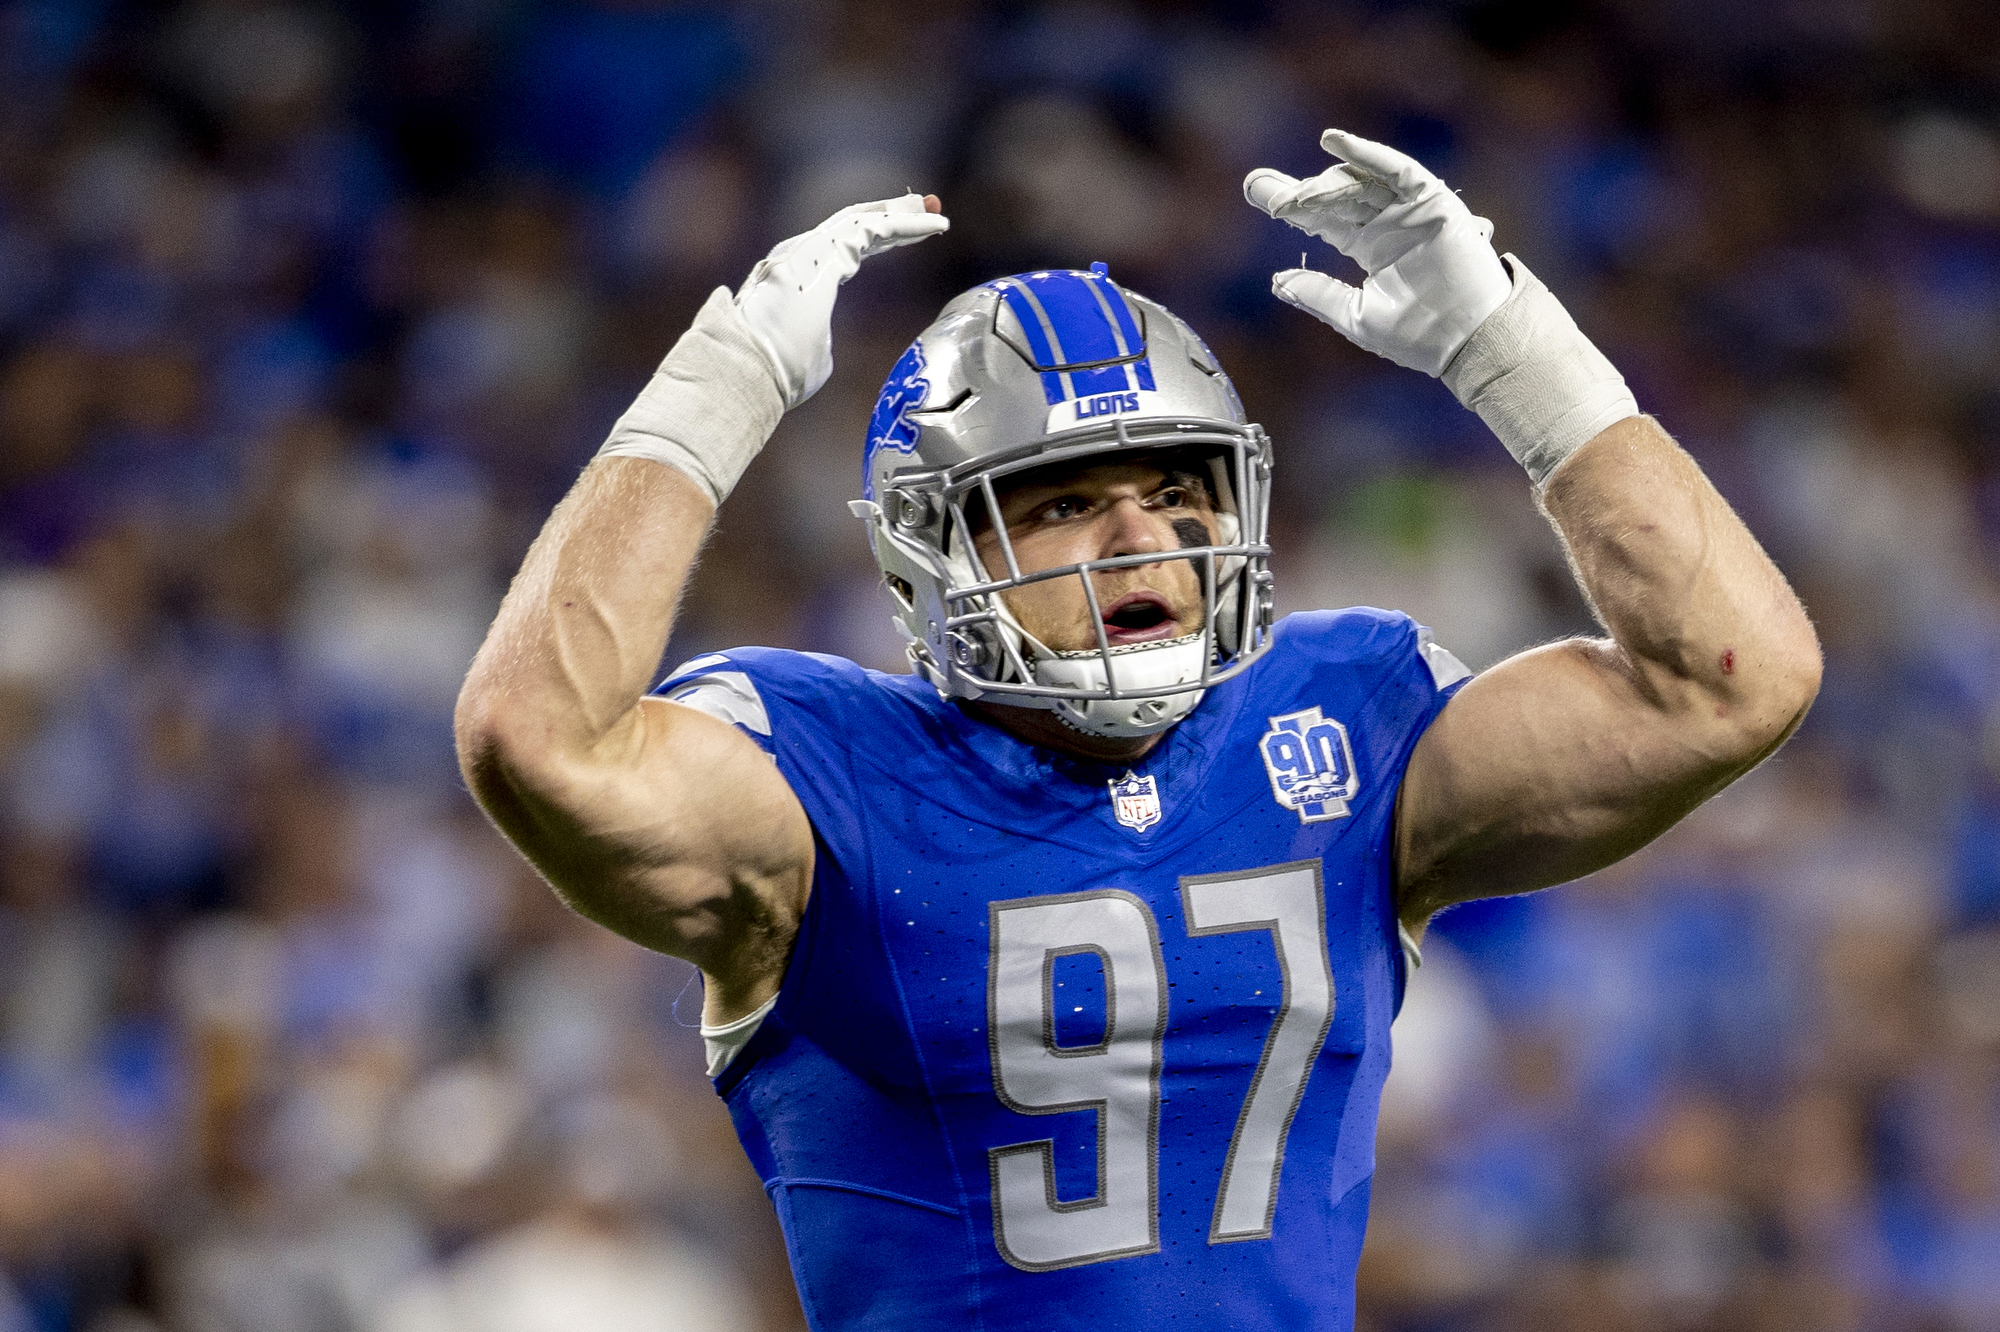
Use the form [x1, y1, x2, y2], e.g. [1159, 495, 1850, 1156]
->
[1259, 707, 1359, 823]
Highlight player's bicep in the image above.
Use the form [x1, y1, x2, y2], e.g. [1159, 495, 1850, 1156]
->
[629, 694, 814, 885]
[1394, 636, 1747, 924]
[466, 692, 812, 967]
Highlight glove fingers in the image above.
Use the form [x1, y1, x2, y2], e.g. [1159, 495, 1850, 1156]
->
[1320, 129, 1435, 200]
[750, 198, 908, 289]
[808, 194, 948, 266]
[1243, 167, 1303, 216]
[801, 206, 949, 288]
[855, 209, 950, 259]
[1292, 173, 1396, 227]
[1248, 164, 1377, 214]
[824, 192, 932, 222]
[1248, 164, 1402, 254]
[1272, 268, 1367, 339]
[735, 194, 944, 409]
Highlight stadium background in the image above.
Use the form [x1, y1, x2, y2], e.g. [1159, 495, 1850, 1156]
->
[1, 0, 1998, 1327]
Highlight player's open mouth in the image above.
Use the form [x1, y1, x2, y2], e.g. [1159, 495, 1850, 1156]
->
[1101, 591, 1181, 645]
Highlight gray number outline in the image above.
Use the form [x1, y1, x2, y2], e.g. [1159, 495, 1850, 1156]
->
[1178, 859, 1335, 1243]
[986, 889, 1166, 1271]
[1042, 944, 1113, 1057]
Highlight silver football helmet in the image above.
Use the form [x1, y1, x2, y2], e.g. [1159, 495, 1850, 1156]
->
[850, 264, 1274, 737]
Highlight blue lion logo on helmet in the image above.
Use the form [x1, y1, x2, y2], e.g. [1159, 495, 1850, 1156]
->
[863, 339, 929, 500]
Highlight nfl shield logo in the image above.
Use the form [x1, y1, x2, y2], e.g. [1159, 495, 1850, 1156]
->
[1108, 771, 1162, 832]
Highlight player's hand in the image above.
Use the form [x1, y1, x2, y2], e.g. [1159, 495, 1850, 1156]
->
[737, 194, 949, 408]
[1244, 131, 1510, 377]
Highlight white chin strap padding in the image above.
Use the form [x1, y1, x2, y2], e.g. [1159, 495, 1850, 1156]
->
[1033, 634, 1210, 738]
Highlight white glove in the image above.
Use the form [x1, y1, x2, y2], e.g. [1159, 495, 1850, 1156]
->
[1246, 130, 1637, 486]
[598, 194, 948, 507]
[1244, 129, 1510, 377]
[737, 194, 951, 408]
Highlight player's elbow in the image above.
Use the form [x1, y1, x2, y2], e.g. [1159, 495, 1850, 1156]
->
[1711, 630, 1822, 764]
[1757, 614, 1822, 733]
[454, 672, 558, 823]
[455, 672, 504, 788]
[1780, 631, 1823, 721]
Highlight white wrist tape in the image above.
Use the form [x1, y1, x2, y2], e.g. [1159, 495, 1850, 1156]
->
[596, 286, 786, 507]
[1441, 256, 1639, 487]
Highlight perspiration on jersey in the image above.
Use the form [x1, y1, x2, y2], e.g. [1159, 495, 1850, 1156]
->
[656, 610, 1469, 1332]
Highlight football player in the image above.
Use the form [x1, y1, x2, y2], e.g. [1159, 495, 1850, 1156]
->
[454, 131, 1820, 1330]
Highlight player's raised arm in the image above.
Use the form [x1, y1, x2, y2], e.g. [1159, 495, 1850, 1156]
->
[1246, 132, 1821, 927]
[453, 196, 948, 1018]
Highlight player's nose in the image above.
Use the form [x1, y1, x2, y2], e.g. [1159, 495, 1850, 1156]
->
[1100, 495, 1169, 560]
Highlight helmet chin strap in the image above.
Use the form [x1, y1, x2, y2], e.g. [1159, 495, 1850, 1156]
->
[1036, 634, 1210, 738]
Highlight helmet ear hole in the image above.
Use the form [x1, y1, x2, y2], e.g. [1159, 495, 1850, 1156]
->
[884, 574, 916, 610]
[890, 491, 933, 528]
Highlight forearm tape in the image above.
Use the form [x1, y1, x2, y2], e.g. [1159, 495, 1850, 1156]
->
[1441, 256, 1639, 487]
[596, 286, 786, 507]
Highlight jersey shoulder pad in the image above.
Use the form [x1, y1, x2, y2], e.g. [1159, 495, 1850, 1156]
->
[655, 647, 938, 751]
[655, 649, 939, 877]
[656, 647, 855, 742]
[1271, 608, 1472, 691]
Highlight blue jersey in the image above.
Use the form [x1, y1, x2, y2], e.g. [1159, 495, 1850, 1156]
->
[656, 609, 1468, 1331]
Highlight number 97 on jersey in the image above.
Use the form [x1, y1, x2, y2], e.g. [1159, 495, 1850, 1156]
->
[985, 862, 1336, 1271]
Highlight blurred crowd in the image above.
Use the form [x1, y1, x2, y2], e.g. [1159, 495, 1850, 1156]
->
[1, 0, 1998, 1329]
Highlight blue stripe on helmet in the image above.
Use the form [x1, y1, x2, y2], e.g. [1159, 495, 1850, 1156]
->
[1087, 272, 1157, 391]
[992, 270, 1161, 403]
[1023, 270, 1128, 368]
[993, 281, 1067, 405]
